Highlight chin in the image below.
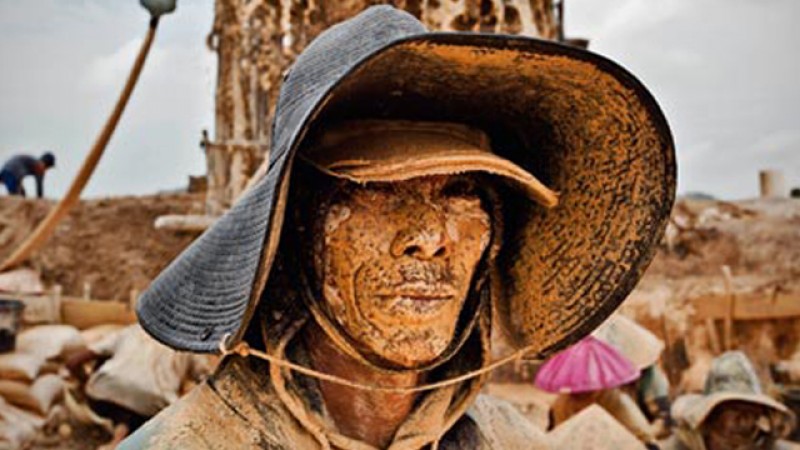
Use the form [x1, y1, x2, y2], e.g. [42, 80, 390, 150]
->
[370, 331, 452, 369]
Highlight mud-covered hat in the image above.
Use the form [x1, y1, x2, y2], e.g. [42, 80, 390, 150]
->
[136, 5, 675, 354]
[673, 351, 794, 432]
[301, 120, 559, 207]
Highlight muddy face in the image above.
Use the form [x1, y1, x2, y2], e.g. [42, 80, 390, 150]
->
[314, 175, 491, 368]
[704, 401, 777, 450]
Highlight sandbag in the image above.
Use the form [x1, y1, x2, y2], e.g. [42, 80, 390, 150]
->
[0, 353, 45, 382]
[0, 396, 44, 450]
[16, 325, 85, 360]
[0, 374, 65, 415]
[80, 324, 125, 348]
[549, 404, 646, 450]
[0, 269, 43, 295]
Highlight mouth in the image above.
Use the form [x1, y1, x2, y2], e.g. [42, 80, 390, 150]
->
[373, 284, 458, 315]
[375, 284, 457, 302]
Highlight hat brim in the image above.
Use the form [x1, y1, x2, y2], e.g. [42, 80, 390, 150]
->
[137, 6, 674, 355]
[674, 392, 793, 432]
[302, 120, 559, 208]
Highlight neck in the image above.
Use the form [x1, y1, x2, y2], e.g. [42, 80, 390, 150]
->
[303, 322, 423, 448]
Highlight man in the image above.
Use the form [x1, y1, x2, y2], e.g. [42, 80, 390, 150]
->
[542, 335, 658, 447]
[66, 324, 214, 449]
[122, 6, 675, 449]
[664, 351, 796, 450]
[594, 314, 673, 436]
[0, 152, 55, 197]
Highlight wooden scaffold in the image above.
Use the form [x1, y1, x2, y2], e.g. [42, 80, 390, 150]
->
[203, 0, 560, 215]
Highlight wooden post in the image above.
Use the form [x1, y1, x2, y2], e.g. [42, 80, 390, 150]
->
[83, 282, 92, 302]
[52, 284, 63, 323]
[721, 266, 735, 351]
[705, 318, 722, 355]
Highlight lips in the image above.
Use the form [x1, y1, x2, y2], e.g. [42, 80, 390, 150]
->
[375, 283, 457, 301]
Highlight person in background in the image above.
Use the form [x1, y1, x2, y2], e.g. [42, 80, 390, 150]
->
[539, 335, 660, 449]
[664, 351, 796, 450]
[594, 314, 673, 437]
[66, 324, 215, 450]
[0, 152, 56, 198]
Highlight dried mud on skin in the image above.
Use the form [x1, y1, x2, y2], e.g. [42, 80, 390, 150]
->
[0, 194, 204, 300]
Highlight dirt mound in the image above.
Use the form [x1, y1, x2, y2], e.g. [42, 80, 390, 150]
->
[620, 198, 800, 389]
[648, 199, 799, 280]
[0, 194, 204, 300]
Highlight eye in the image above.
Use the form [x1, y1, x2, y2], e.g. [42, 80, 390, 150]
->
[441, 178, 479, 198]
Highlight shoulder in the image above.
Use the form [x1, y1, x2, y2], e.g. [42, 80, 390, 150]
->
[118, 382, 265, 450]
[463, 394, 551, 450]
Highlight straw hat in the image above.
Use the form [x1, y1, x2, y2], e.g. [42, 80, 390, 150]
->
[136, 6, 675, 357]
[593, 314, 665, 370]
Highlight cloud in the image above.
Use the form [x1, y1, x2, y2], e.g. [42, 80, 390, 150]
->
[594, 0, 690, 40]
[85, 39, 167, 89]
[749, 129, 800, 155]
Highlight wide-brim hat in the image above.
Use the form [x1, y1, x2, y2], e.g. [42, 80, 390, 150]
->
[673, 392, 792, 432]
[673, 351, 794, 433]
[137, 5, 676, 355]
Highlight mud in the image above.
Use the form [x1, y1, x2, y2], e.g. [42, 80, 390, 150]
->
[0, 194, 204, 300]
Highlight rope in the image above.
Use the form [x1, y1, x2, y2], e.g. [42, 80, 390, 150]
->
[218, 333, 542, 394]
[0, 18, 161, 271]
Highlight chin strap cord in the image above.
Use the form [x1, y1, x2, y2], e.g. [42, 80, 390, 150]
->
[219, 333, 542, 394]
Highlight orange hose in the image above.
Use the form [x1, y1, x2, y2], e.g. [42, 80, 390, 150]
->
[1, 19, 160, 271]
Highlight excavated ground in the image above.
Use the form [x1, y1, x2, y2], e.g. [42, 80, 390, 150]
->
[0, 194, 204, 300]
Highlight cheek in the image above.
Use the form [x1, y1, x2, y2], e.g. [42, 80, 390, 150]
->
[446, 211, 491, 261]
[322, 212, 392, 306]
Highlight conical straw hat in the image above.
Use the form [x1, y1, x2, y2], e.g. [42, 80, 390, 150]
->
[549, 404, 646, 450]
[593, 314, 665, 370]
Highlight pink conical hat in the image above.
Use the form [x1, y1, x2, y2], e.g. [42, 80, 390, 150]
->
[535, 336, 640, 394]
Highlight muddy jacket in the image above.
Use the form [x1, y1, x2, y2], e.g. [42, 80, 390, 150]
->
[119, 355, 547, 450]
[120, 302, 548, 450]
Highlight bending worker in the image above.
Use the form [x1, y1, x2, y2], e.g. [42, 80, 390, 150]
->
[0, 152, 56, 198]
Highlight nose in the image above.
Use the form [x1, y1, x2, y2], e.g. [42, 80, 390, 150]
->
[390, 213, 449, 260]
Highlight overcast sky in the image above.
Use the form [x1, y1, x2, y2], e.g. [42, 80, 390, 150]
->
[0, 0, 798, 199]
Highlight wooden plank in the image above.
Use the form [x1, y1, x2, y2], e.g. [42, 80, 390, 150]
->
[692, 292, 800, 321]
[0, 292, 136, 329]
